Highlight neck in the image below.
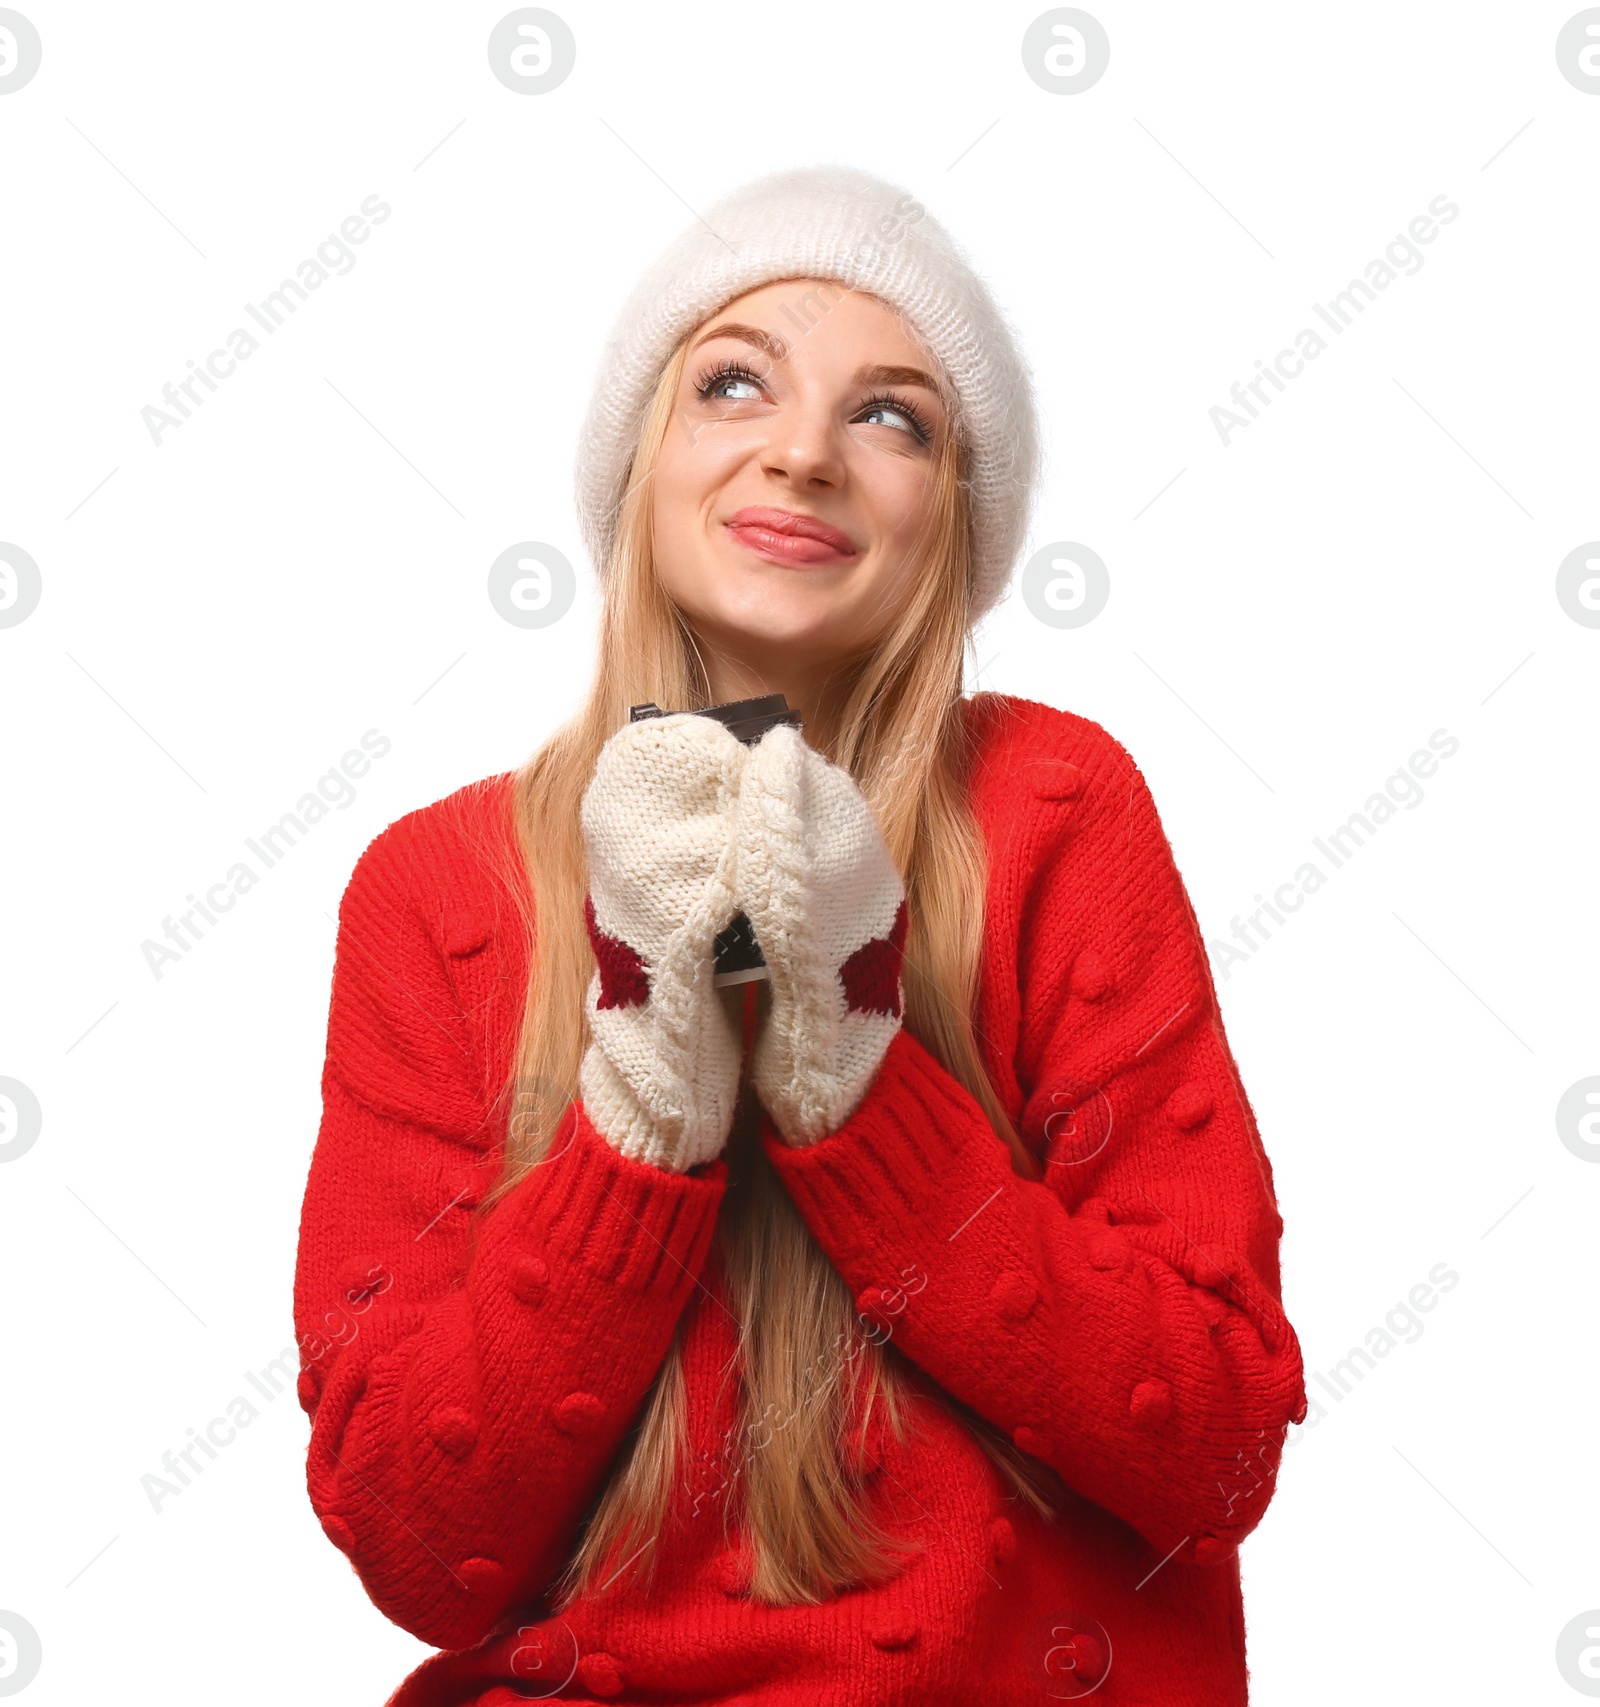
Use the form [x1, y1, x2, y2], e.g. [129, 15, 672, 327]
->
[695, 640, 856, 751]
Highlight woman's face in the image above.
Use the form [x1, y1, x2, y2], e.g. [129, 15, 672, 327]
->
[649, 278, 951, 681]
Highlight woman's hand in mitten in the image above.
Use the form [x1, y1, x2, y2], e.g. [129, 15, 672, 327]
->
[734, 724, 908, 1146]
[579, 712, 749, 1173]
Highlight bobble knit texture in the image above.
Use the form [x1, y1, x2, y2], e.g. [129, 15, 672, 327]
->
[572, 163, 1042, 623]
[294, 695, 1307, 1707]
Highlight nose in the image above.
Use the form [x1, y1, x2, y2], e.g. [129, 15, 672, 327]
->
[760, 394, 846, 490]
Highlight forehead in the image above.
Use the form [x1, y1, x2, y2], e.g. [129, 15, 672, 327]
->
[691, 278, 947, 388]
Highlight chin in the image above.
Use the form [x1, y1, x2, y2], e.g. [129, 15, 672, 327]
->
[699, 592, 843, 655]
[717, 610, 835, 652]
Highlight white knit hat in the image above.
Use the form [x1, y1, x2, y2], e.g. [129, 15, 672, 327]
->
[573, 163, 1042, 624]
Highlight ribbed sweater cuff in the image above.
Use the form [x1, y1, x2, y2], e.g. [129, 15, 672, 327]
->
[495, 1098, 728, 1293]
[761, 1029, 1012, 1256]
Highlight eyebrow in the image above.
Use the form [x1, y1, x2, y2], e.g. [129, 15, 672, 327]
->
[689, 322, 942, 394]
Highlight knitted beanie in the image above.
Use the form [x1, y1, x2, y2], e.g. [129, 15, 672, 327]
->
[572, 162, 1042, 624]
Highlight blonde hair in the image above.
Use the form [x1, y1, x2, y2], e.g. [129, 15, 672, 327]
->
[475, 301, 1057, 1607]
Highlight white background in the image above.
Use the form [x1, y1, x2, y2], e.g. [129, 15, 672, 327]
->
[2, 2, 1597, 1702]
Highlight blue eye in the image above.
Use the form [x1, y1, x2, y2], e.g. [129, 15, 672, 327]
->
[695, 359, 765, 403]
[860, 401, 908, 436]
[692, 361, 935, 448]
[860, 402, 906, 429]
[857, 395, 932, 444]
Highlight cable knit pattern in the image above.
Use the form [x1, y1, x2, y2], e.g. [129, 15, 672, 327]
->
[577, 712, 749, 1172]
[735, 722, 909, 1145]
[293, 693, 1306, 1707]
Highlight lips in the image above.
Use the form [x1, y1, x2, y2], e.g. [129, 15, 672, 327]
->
[724, 506, 858, 566]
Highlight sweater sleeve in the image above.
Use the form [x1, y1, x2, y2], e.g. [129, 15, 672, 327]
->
[293, 814, 725, 1649]
[762, 725, 1307, 1567]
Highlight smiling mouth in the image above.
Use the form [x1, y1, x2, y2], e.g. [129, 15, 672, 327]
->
[724, 507, 858, 567]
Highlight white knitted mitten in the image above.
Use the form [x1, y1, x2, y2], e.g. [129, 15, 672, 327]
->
[734, 724, 908, 1146]
[578, 713, 749, 1172]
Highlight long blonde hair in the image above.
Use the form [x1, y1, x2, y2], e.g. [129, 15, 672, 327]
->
[475, 304, 1056, 1606]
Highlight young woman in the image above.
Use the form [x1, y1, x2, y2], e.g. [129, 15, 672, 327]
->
[294, 165, 1307, 1706]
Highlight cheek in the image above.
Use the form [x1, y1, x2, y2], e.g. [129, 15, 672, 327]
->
[651, 436, 743, 601]
[653, 421, 753, 523]
[649, 441, 703, 550]
[860, 460, 938, 558]
[652, 431, 699, 510]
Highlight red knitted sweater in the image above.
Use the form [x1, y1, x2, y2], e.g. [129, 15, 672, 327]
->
[293, 692, 1307, 1706]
